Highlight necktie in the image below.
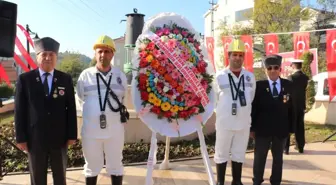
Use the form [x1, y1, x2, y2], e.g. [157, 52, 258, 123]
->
[43, 73, 50, 96]
[272, 81, 279, 98]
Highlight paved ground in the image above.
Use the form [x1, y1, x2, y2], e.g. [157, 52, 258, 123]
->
[1, 141, 335, 185]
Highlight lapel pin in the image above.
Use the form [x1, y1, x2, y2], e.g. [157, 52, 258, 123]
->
[54, 78, 57, 83]
[117, 76, 122, 85]
[266, 88, 269, 92]
[36, 77, 40, 82]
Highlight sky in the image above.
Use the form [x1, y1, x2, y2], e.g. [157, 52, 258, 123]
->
[7, 0, 321, 57]
[8, 0, 213, 57]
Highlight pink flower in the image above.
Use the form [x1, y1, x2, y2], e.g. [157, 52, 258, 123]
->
[163, 28, 170, 35]
[156, 29, 163, 36]
[192, 67, 200, 74]
[166, 63, 175, 72]
[140, 51, 147, 58]
[182, 31, 188, 37]
[173, 29, 179, 34]
[167, 39, 177, 49]
[152, 49, 161, 58]
[171, 70, 180, 79]
[188, 37, 194, 43]
[147, 42, 155, 50]
[182, 53, 189, 61]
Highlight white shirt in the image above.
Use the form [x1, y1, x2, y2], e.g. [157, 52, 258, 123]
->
[39, 68, 54, 94]
[215, 68, 256, 131]
[268, 78, 281, 95]
[76, 66, 127, 139]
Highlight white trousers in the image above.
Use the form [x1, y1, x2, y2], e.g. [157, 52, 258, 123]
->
[214, 128, 250, 164]
[82, 134, 124, 177]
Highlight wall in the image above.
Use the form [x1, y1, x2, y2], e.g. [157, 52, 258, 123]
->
[112, 37, 126, 72]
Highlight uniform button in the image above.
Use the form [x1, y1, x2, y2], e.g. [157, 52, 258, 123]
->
[48, 112, 51, 115]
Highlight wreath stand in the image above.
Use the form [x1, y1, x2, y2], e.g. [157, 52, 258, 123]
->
[144, 122, 215, 185]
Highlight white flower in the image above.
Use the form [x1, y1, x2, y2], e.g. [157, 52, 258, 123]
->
[169, 33, 175, 38]
[161, 36, 169, 42]
[163, 86, 170, 92]
[177, 34, 183, 40]
[140, 43, 147, 49]
[139, 68, 146, 74]
[172, 95, 176, 99]
[153, 77, 158, 83]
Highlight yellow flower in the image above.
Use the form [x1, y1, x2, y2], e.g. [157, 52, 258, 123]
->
[161, 102, 171, 111]
[179, 107, 184, 111]
[146, 54, 154, 62]
[170, 105, 179, 113]
[147, 87, 151, 92]
[154, 99, 162, 107]
[146, 71, 150, 76]
[148, 93, 156, 103]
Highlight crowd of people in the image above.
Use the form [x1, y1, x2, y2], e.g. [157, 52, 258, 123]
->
[14, 35, 308, 185]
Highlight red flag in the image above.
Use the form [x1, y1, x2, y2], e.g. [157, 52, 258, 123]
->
[206, 37, 216, 72]
[264, 34, 279, 55]
[17, 24, 35, 48]
[0, 64, 11, 87]
[15, 37, 38, 69]
[240, 35, 254, 72]
[13, 52, 30, 72]
[326, 30, 336, 101]
[293, 32, 310, 59]
[222, 36, 232, 67]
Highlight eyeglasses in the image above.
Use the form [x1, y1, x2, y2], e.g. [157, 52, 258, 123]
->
[267, 65, 280, 71]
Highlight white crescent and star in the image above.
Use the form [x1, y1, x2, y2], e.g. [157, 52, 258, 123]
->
[297, 41, 306, 53]
[267, 42, 275, 53]
[331, 39, 336, 52]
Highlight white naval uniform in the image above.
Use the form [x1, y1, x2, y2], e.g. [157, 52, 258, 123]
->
[76, 66, 127, 177]
[214, 68, 256, 164]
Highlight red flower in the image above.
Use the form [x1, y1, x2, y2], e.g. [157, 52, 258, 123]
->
[179, 111, 189, 118]
[151, 106, 161, 114]
[139, 60, 148, 68]
[197, 61, 207, 73]
[138, 83, 147, 91]
[146, 42, 155, 50]
[157, 66, 167, 75]
[157, 82, 164, 89]
[141, 91, 149, 101]
[176, 96, 183, 102]
[164, 111, 172, 118]
[167, 90, 174, 95]
[139, 74, 148, 83]
[170, 81, 178, 88]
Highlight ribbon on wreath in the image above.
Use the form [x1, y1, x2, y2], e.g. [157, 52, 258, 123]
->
[144, 31, 209, 108]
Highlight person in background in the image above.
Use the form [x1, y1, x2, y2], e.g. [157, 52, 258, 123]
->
[250, 54, 296, 185]
[284, 59, 309, 154]
[76, 35, 129, 185]
[14, 37, 77, 185]
[214, 38, 256, 185]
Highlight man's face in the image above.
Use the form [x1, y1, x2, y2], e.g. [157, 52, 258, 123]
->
[229, 52, 245, 69]
[95, 46, 114, 68]
[265, 65, 281, 80]
[37, 51, 57, 72]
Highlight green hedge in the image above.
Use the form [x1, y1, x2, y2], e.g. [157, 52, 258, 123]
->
[0, 123, 254, 173]
[0, 83, 15, 99]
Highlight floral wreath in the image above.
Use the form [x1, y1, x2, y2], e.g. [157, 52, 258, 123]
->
[135, 22, 214, 123]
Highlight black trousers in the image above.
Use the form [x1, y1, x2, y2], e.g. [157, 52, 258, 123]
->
[28, 143, 67, 185]
[285, 110, 305, 151]
[252, 136, 286, 185]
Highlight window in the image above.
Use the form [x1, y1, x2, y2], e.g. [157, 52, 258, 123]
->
[235, 8, 253, 22]
[323, 79, 329, 95]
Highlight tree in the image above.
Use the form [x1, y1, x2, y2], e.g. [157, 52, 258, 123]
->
[57, 52, 89, 85]
[300, 52, 316, 112]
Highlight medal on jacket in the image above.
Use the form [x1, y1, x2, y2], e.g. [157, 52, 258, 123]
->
[96, 73, 112, 129]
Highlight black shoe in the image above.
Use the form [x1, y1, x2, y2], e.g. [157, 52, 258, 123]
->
[284, 149, 289, 155]
[85, 176, 98, 185]
[111, 175, 123, 185]
[231, 161, 244, 185]
[216, 162, 227, 185]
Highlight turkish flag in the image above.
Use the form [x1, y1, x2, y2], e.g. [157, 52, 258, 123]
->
[293, 32, 310, 59]
[241, 35, 254, 72]
[222, 36, 233, 67]
[206, 37, 216, 72]
[326, 30, 336, 101]
[0, 64, 11, 87]
[264, 34, 279, 55]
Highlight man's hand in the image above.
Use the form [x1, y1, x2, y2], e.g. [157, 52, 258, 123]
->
[67, 140, 76, 147]
[250, 132, 255, 139]
[17, 142, 28, 152]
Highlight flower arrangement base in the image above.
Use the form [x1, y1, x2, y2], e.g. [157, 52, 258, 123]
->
[131, 12, 216, 185]
[145, 124, 215, 185]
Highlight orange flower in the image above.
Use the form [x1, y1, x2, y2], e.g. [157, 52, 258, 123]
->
[157, 66, 167, 75]
[164, 74, 173, 82]
[176, 85, 184, 94]
[146, 54, 154, 62]
[170, 81, 178, 88]
[150, 59, 160, 69]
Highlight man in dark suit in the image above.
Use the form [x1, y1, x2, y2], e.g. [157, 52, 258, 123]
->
[250, 54, 296, 185]
[14, 37, 77, 185]
[284, 59, 309, 154]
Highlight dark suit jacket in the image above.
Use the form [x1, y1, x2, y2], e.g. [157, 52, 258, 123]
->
[14, 69, 77, 149]
[251, 78, 297, 138]
[287, 71, 309, 111]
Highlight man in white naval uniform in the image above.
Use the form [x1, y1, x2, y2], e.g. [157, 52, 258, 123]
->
[214, 38, 256, 185]
[76, 35, 129, 185]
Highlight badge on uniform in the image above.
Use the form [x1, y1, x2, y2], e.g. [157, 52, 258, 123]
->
[53, 89, 58, 98]
[117, 76, 122, 85]
[246, 75, 251, 82]
[232, 103, 237, 115]
[100, 113, 107, 129]
[283, 94, 290, 103]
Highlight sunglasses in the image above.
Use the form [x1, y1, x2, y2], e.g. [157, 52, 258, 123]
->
[267, 65, 280, 71]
